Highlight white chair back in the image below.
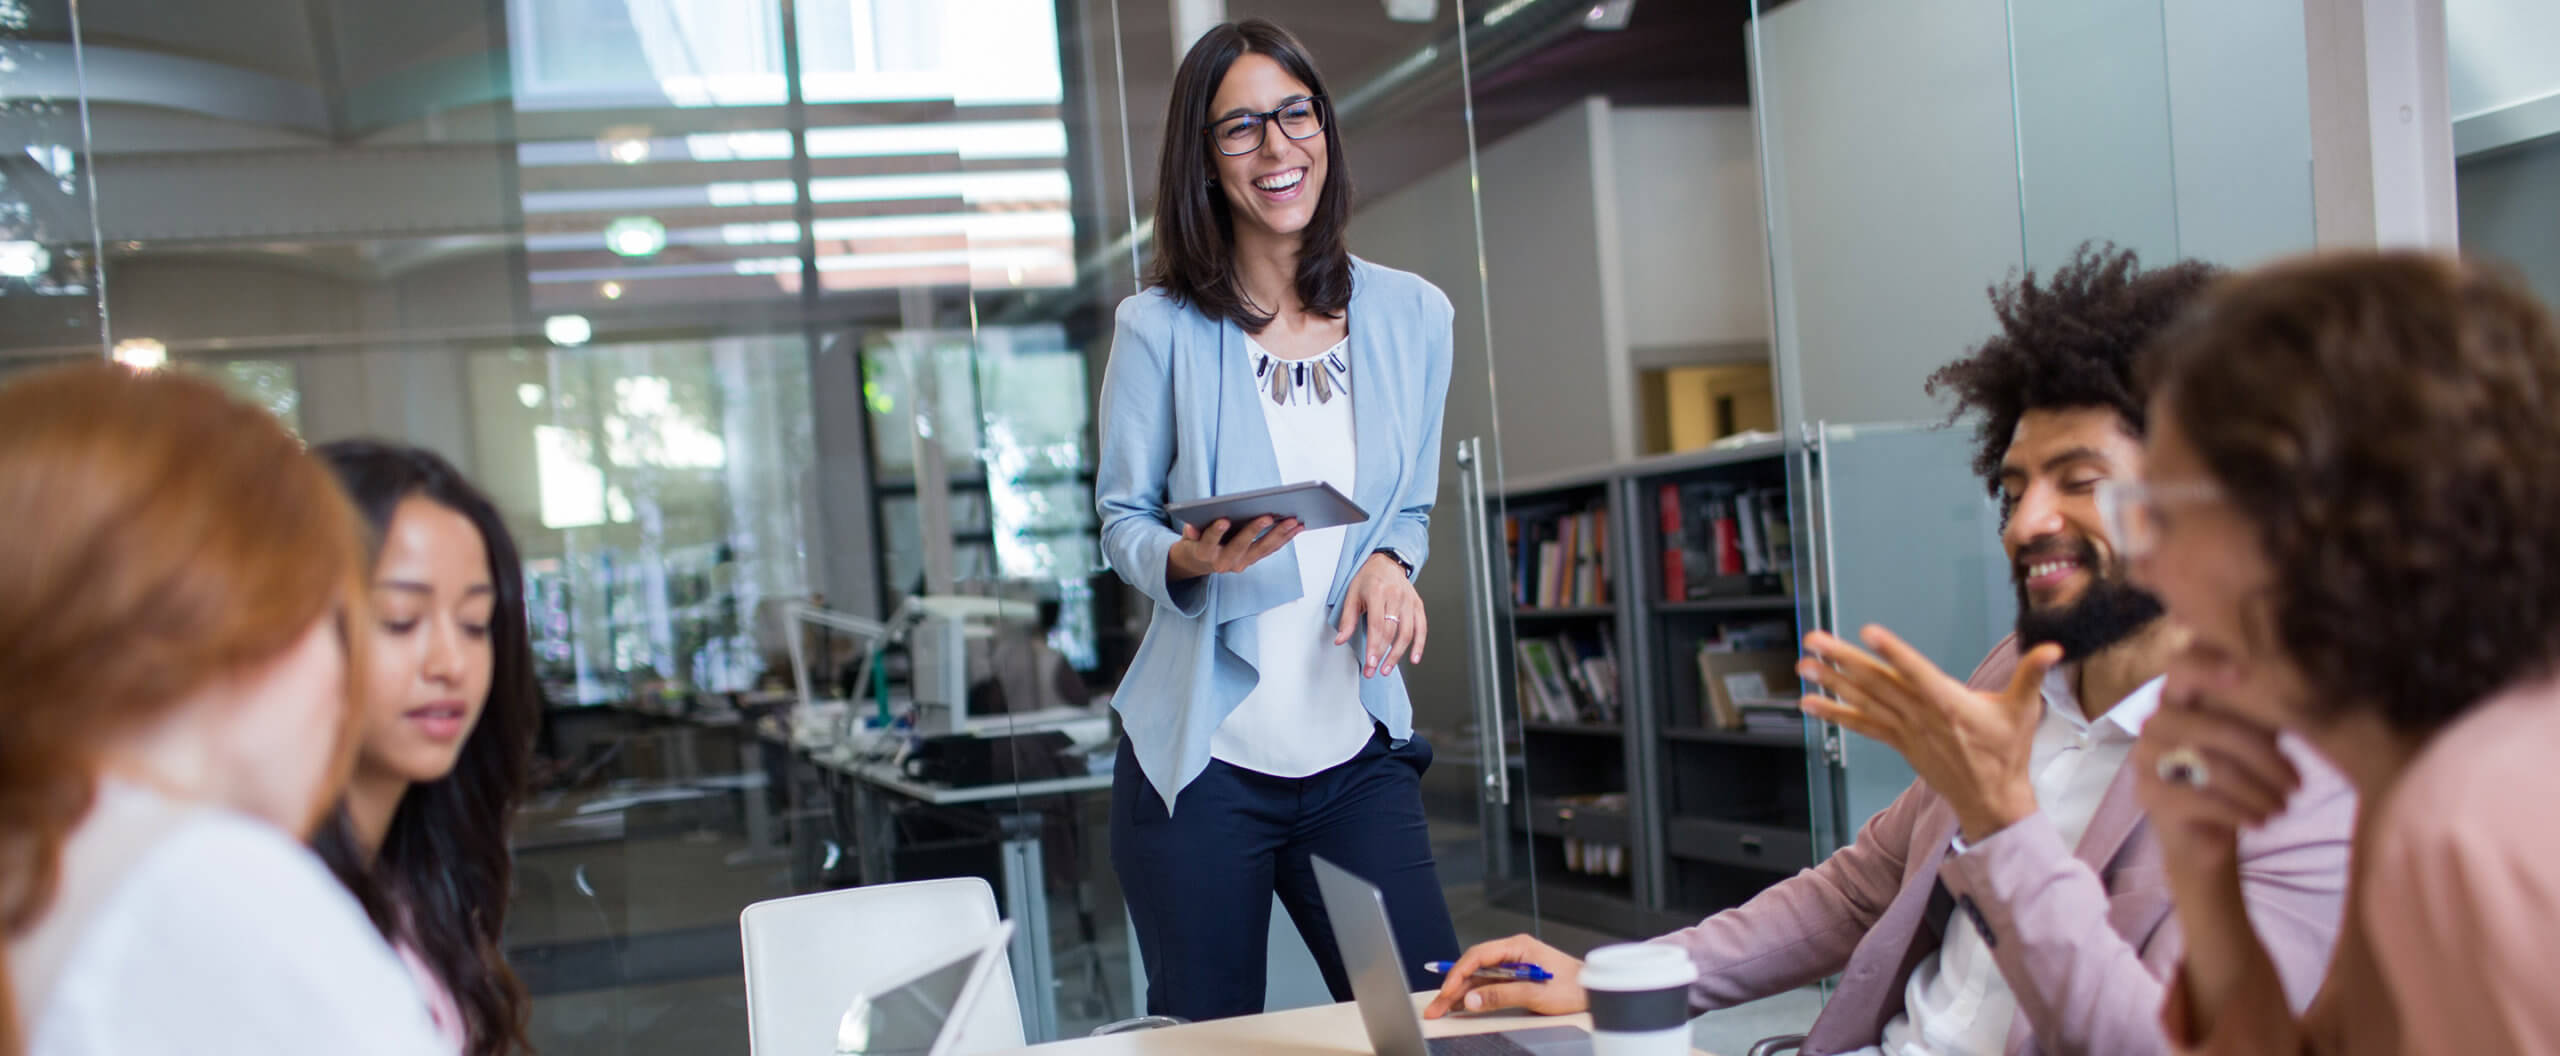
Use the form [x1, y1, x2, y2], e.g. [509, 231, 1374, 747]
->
[740, 878, 1027, 1055]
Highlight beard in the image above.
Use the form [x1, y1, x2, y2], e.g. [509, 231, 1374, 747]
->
[2013, 538, 2165, 661]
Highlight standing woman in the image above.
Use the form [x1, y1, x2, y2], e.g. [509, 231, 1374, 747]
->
[0, 364, 447, 1056]
[1095, 18, 1460, 1021]
[310, 441, 539, 1056]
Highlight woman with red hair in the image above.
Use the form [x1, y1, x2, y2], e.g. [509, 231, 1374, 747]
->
[0, 363, 447, 1056]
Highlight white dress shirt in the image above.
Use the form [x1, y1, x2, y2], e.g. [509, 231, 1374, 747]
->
[1859, 666, 2165, 1056]
[1209, 334, 1376, 777]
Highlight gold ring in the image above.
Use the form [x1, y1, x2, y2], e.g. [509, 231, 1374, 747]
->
[2156, 745, 2211, 789]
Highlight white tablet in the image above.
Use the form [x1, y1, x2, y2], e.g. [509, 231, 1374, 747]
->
[1165, 480, 1370, 533]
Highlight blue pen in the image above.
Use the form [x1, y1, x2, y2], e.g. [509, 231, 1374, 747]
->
[1422, 960, 1553, 983]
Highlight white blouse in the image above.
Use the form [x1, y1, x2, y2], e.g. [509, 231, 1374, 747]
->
[12, 783, 449, 1056]
[1209, 334, 1379, 778]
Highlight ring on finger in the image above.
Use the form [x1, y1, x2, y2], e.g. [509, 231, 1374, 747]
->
[1382, 615, 1400, 624]
[2156, 745, 2211, 790]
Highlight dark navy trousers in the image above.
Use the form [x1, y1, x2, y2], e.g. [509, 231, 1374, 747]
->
[1111, 725, 1461, 1021]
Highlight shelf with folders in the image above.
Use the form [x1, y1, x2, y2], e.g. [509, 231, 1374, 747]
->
[1483, 438, 1812, 933]
[1627, 445, 1815, 919]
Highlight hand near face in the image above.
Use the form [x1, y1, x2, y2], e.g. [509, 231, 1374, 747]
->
[1798, 626, 2063, 842]
[2130, 686, 2301, 881]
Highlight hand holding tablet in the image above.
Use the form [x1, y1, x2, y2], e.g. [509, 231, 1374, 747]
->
[1163, 482, 1369, 582]
[1165, 481, 1368, 532]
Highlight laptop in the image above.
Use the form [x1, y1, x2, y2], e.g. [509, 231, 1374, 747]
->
[833, 920, 1017, 1056]
[1311, 856, 1594, 1056]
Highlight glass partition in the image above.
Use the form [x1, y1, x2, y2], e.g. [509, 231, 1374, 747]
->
[0, 0, 107, 363]
[1748, 0, 2326, 1036]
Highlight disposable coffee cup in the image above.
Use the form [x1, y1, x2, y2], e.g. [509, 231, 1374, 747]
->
[1579, 943, 1696, 1056]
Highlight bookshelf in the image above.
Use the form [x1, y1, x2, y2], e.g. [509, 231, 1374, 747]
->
[1488, 438, 1816, 934]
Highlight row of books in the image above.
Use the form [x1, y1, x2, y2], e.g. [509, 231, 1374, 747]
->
[1507, 504, 1610, 609]
[1515, 634, 1620, 725]
[1657, 483, 1792, 600]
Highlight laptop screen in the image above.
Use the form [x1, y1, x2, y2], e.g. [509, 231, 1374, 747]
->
[835, 947, 982, 1056]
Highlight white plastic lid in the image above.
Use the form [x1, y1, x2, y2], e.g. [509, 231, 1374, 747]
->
[1578, 943, 1698, 993]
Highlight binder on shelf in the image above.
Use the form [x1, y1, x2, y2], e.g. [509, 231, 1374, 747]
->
[1659, 482, 1794, 600]
[1516, 639, 1576, 723]
[1509, 500, 1611, 611]
[1658, 483, 1688, 601]
[1696, 645, 1801, 731]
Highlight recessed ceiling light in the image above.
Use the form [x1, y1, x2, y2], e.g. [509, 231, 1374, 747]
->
[0, 241, 49, 279]
[111, 338, 168, 371]
[606, 217, 666, 258]
[544, 314, 593, 347]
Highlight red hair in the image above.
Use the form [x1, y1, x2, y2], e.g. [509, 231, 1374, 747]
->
[0, 363, 372, 1053]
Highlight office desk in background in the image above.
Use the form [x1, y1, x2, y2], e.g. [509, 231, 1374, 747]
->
[772, 704, 1121, 1043]
[984, 994, 1719, 1055]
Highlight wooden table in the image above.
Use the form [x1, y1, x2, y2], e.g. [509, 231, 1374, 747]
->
[984, 993, 1718, 1054]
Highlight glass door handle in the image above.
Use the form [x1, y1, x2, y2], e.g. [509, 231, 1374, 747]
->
[1455, 437, 1510, 806]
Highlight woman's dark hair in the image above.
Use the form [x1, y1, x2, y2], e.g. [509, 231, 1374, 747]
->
[1927, 241, 2222, 492]
[2142, 252, 2560, 736]
[311, 440, 538, 1056]
[1144, 18, 1353, 332]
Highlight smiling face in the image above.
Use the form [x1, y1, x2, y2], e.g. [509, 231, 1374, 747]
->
[1208, 52, 1328, 244]
[356, 495, 496, 786]
[2130, 400, 2313, 729]
[1998, 406, 2165, 659]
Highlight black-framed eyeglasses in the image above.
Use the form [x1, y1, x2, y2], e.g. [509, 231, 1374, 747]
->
[1205, 96, 1328, 157]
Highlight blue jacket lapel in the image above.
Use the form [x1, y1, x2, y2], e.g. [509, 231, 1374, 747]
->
[1345, 263, 1404, 527]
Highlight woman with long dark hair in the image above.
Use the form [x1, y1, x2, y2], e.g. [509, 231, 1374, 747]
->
[310, 441, 538, 1056]
[1094, 18, 1459, 1021]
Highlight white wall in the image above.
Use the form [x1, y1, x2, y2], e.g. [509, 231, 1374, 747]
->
[2447, 0, 2560, 121]
[2013, 0, 2317, 270]
[1755, 0, 2325, 429]
[2160, 0, 2316, 265]
[1608, 108, 1769, 351]
[1475, 98, 1632, 475]
[1757, 0, 2025, 428]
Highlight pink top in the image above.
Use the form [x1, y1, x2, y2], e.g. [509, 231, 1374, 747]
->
[2166, 671, 2560, 1056]
[393, 937, 469, 1055]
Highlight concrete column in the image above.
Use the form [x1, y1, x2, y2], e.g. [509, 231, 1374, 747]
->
[2304, 0, 2459, 247]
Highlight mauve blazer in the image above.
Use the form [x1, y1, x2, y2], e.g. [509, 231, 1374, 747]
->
[1650, 636, 2359, 1056]
[1094, 256, 1453, 813]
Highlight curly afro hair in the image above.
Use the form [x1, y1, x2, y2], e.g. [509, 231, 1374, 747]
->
[1926, 242, 2221, 492]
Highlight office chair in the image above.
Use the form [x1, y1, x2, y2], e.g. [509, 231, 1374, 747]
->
[739, 878, 1027, 1055]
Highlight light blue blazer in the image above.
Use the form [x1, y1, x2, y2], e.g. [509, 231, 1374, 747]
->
[1095, 256, 1454, 813]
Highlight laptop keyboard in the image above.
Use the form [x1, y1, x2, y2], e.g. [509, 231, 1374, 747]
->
[1427, 1035, 1537, 1056]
